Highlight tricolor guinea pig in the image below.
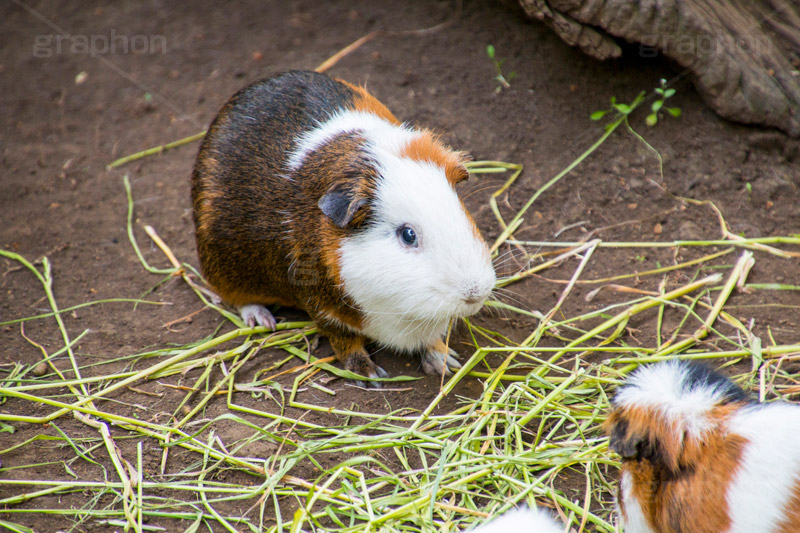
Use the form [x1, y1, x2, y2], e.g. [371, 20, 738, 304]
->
[191, 70, 495, 386]
[469, 507, 564, 533]
[605, 359, 800, 533]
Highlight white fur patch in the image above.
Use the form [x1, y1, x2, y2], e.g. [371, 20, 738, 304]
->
[286, 110, 416, 171]
[726, 403, 800, 532]
[614, 360, 728, 440]
[619, 470, 656, 533]
[469, 507, 564, 533]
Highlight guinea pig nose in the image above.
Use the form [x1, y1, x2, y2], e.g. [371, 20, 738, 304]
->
[462, 284, 490, 305]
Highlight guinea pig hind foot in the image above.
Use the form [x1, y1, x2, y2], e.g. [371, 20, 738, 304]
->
[238, 304, 277, 330]
[422, 341, 462, 377]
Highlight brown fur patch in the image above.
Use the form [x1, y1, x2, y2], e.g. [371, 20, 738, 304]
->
[338, 79, 470, 187]
[327, 332, 367, 361]
[338, 80, 401, 125]
[607, 403, 748, 532]
[313, 134, 378, 289]
[777, 478, 800, 533]
[215, 287, 297, 309]
[318, 305, 363, 331]
[193, 155, 224, 235]
[400, 130, 469, 186]
[429, 338, 449, 354]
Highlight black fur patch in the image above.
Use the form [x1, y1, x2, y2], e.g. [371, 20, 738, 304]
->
[676, 360, 751, 405]
[608, 417, 638, 458]
[608, 417, 675, 468]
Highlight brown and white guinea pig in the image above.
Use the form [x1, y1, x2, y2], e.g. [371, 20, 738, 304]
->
[605, 359, 800, 533]
[469, 507, 565, 533]
[191, 70, 495, 386]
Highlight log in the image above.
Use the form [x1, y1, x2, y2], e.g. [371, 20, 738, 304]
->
[520, 0, 800, 136]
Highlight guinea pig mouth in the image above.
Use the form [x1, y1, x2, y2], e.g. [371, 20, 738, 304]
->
[458, 297, 488, 317]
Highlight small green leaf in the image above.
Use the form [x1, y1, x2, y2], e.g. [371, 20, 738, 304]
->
[664, 88, 676, 98]
[63, 461, 78, 479]
[590, 110, 609, 120]
[646, 113, 658, 126]
[486, 45, 495, 59]
[651, 100, 663, 113]
[0, 423, 14, 434]
[655, 88, 665, 96]
[666, 107, 682, 117]
[610, 96, 617, 104]
[613, 103, 631, 114]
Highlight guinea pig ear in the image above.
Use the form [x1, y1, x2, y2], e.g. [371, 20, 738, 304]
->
[318, 182, 368, 229]
[446, 162, 470, 185]
[606, 414, 642, 459]
[606, 409, 685, 473]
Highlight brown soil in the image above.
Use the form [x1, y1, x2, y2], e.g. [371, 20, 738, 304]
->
[2, 1, 799, 531]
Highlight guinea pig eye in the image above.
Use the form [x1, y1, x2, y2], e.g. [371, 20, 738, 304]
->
[397, 225, 418, 247]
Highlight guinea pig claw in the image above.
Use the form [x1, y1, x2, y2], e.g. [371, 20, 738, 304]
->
[345, 353, 387, 388]
[363, 365, 389, 389]
[422, 349, 462, 377]
[238, 304, 277, 330]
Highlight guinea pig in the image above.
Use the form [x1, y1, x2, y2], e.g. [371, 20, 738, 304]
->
[605, 359, 800, 533]
[470, 507, 564, 533]
[191, 70, 496, 386]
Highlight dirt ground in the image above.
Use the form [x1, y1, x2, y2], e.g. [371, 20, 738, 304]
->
[2, 0, 800, 531]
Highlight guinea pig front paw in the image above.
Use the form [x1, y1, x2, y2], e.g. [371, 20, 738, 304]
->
[237, 304, 277, 330]
[421, 342, 462, 377]
[344, 352, 388, 389]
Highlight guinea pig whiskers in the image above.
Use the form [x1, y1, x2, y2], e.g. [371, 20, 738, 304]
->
[492, 249, 528, 275]
[491, 248, 517, 267]
[481, 297, 511, 320]
[491, 286, 525, 307]
[496, 255, 531, 275]
[461, 182, 506, 201]
[397, 300, 443, 336]
[394, 299, 449, 339]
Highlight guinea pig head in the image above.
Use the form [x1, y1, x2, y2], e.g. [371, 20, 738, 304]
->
[606, 360, 752, 474]
[334, 135, 496, 335]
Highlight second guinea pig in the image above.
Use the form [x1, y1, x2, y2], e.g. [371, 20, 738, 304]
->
[191, 70, 496, 386]
[606, 359, 800, 533]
